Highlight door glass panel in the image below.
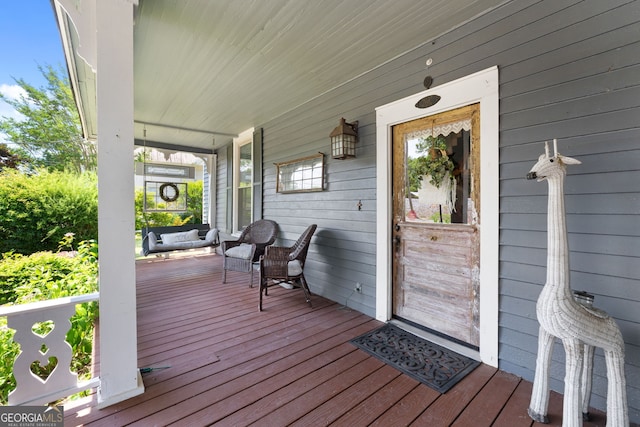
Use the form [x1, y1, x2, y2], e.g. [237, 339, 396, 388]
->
[402, 105, 479, 225]
[406, 130, 473, 224]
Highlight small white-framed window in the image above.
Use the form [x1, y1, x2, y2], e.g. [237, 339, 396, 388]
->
[233, 128, 254, 232]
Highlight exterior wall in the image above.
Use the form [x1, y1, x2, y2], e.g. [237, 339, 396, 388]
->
[231, 0, 639, 420]
[215, 146, 231, 235]
[261, 113, 378, 316]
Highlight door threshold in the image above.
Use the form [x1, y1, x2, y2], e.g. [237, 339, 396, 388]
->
[389, 319, 481, 362]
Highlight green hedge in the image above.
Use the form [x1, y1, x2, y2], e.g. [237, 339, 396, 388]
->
[0, 170, 98, 255]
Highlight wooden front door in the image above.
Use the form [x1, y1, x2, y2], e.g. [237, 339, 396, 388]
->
[392, 104, 480, 347]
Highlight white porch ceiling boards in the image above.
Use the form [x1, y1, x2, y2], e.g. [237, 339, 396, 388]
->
[133, 0, 505, 150]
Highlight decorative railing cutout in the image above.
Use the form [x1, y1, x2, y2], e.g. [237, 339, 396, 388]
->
[0, 293, 99, 405]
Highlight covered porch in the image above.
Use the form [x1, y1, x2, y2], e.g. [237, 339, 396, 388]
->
[63, 254, 609, 426]
[45, 0, 640, 421]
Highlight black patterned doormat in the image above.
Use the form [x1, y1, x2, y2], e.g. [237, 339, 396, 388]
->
[350, 323, 480, 393]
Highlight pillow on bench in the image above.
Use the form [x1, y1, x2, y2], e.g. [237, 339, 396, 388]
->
[161, 229, 200, 244]
[204, 228, 219, 244]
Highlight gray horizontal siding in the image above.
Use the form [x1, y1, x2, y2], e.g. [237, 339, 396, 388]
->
[495, 1, 640, 419]
[238, 0, 640, 421]
[215, 146, 230, 236]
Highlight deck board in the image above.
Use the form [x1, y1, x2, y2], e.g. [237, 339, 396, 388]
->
[62, 254, 618, 426]
[369, 384, 440, 426]
[451, 370, 521, 426]
[289, 364, 401, 427]
[410, 364, 498, 426]
[492, 379, 536, 427]
[332, 374, 420, 425]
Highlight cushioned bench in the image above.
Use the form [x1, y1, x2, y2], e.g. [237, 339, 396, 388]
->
[141, 224, 219, 256]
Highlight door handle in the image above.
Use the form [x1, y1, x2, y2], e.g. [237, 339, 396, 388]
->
[394, 223, 400, 231]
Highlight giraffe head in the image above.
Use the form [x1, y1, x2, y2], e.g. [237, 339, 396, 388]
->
[526, 140, 581, 181]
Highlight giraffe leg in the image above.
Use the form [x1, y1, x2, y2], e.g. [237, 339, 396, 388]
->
[604, 348, 628, 427]
[562, 339, 584, 427]
[581, 343, 594, 421]
[529, 327, 554, 423]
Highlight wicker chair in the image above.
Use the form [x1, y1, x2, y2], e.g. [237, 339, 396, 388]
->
[258, 224, 317, 311]
[221, 219, 278, 287]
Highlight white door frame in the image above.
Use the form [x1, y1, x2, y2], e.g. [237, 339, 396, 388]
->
[375, 66, 500, 367]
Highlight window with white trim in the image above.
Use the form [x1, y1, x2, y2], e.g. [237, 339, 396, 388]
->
[233, 129, 253, 232]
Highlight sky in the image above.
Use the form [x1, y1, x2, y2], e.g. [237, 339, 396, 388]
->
[0, 1, 66, 122]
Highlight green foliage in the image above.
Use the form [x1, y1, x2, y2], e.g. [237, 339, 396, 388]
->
[407, 135, 455, 189]
[407, 157, 425, 193]
[134, 189, 182, 230]
[0, 143, 23, 171]
[430, 212, 451, 223]
[185, 180, 203, 223]
[0, 65, 94, 173]
[0, 169, 98, 255]
[0, 237, 99, 404]
[134, 180, 204, 230]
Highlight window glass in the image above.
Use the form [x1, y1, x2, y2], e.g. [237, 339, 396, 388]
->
[236, 141, 252, 231]
[406, 130, 472, 224]
[276, 153, 324, 193]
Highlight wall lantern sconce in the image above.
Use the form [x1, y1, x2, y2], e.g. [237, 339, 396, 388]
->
[330, 117, 358, 159]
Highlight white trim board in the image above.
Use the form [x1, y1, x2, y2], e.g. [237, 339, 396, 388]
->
[375, 66, 500, 367]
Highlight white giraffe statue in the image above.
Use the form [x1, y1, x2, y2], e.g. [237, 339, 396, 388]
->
[526, 140, 628, 427]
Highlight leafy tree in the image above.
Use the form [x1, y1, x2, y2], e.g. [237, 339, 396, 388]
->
[0, 65, 95, 172]
[184, 180, 203, 223]
[0, 143, 23, 170]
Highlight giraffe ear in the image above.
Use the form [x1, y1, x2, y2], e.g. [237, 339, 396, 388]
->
[560, 155, 581, 165]
[538, 153, 546, 161]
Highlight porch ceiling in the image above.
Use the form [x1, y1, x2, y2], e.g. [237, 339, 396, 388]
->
[132, 0, 506, 151]
[56, 0, 505, 151]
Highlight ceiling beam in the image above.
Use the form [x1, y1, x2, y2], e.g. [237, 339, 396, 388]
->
[134, 120, 238, 138]
[134, 139, 215, 155]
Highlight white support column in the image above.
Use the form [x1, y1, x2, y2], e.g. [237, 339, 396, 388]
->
[95, 0, 144, 407]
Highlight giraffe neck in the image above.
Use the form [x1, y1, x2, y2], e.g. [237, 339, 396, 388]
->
[546, 176, 570, 292]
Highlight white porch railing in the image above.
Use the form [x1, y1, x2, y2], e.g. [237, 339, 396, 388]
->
[0, 293, 100, 405]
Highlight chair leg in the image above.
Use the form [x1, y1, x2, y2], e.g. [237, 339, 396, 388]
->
[259, 280, 264, 311]
[300, 275, 312, 307]
[222, 267, 227, 283]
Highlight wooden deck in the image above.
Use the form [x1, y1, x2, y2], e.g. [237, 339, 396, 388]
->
[63, 253, 613, 426]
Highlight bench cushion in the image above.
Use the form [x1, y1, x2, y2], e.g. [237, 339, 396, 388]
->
[161, 229, 200, 244]
[145, 227, 220, 255]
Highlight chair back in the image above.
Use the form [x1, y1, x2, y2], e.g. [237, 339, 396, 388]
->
[239, 219, 278, 261]
[289, 224, 317, 265]
[239, 219, 278, 244]
[259, 224, 317, 311]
